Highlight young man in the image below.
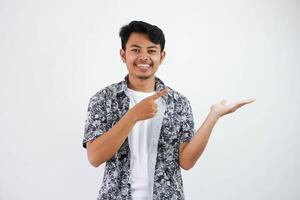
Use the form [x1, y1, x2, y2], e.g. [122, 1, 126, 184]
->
[83, 21, 255, 200]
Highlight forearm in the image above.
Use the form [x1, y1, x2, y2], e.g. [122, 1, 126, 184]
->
[87, 110, 137, 167]
[181, 111, 219, 168]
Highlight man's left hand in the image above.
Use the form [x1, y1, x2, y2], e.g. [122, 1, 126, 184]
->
[210, 98, 256, 118]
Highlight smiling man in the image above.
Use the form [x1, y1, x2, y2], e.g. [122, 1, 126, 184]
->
[83, 21, 255, 200]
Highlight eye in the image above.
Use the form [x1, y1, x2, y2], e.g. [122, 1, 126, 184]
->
[148, 50, 157, 54]
[131, 49, 139, 53]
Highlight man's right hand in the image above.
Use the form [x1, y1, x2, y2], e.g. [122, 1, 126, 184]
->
[129, 87, 170, 122]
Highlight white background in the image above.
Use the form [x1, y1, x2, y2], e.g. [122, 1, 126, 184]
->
[0, 0, 299, 199]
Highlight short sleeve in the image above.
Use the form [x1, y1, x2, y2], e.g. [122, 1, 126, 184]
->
[82, 94, 108, 148]
[179, 98, 195, 143]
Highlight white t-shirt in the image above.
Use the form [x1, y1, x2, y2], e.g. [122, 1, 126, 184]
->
[125, 87, 157, 200]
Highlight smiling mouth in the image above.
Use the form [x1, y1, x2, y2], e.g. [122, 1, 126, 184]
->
[136, 64, 151, 68]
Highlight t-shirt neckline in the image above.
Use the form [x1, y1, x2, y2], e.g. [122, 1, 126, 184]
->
[126, 88, 156, 98]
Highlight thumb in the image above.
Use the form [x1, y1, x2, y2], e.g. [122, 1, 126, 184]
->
[220, 99, 227, 105]
[152, 87, 170, 100]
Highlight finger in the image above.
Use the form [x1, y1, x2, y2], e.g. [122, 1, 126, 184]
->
[151, 104, 158, 112]
[244, 98, 256, 103]
[152, 87, 170, 100]
[238, 98, 256, 105]
[220, 99, 227, 105]
[231, 98, 256, 111]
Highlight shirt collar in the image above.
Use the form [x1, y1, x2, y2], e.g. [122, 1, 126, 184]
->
[116, 74, 166, 94]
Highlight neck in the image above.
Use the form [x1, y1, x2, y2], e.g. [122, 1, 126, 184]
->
[127, 74, 155, 92]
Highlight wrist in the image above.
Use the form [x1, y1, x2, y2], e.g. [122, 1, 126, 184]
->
[126, 109, 138, 124]
[208, 111, 220, 122]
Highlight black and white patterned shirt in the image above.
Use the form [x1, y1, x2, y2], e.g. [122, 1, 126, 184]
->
[83, 74, 195, 200]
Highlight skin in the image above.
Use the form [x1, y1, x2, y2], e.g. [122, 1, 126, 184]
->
[86, 32, 256, 170]
[119, 32, 165, 92]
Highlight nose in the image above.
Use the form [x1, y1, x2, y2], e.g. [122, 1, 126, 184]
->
[137, 51, 149, 62]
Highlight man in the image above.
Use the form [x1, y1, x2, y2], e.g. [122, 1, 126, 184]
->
[83, 20, 255, 200]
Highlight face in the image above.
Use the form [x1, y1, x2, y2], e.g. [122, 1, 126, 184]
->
[120, 32, 165, 80]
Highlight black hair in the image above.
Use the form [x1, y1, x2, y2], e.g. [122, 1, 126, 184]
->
[119, 20, 165, 51]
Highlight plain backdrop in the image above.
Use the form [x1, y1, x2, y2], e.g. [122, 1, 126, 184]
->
[0, 0, 299, 199]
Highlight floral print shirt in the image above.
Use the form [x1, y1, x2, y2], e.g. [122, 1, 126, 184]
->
[83, 74, 195, 200]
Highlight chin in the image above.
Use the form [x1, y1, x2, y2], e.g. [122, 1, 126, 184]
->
[136, 74, 153, 80]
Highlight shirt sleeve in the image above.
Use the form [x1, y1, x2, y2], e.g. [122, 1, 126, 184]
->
[82, 93, 108, 148]
[179, 97, 195, 143]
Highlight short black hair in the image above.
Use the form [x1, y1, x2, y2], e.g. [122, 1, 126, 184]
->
[119, 20, 165, 51]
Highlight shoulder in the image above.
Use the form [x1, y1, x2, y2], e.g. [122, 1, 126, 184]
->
[165, 87, 194, 118]
[166, 87, 191, 105]
[88, 81, 123, 104]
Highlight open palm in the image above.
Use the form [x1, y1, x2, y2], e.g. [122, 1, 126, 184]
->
[210, 98, 256, 118]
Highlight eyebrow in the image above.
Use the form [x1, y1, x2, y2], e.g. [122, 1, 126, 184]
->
[129, 45, 159, 49]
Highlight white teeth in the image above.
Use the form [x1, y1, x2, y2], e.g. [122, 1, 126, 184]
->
[136, 64, 150, 68]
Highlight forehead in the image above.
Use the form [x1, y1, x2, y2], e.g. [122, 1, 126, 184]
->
[126, 32, 161, 49]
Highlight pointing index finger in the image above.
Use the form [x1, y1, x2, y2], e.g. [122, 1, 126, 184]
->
[152, 87, 170, 100]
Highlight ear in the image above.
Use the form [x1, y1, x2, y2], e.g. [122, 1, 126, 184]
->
[120, 49, 126, 63]
[159, 50, 166, 64]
